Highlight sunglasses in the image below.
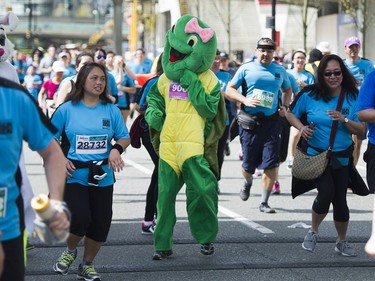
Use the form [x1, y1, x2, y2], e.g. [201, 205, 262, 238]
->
[324, 71, 342, 77]
[96, 55, 107, 60]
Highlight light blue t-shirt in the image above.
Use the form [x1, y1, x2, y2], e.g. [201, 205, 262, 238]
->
[0, 78, 55, 241]
[344, 57, 374, 87]
[287, 69, 315, 92]
[51, 100, 129, 187]
[116, 73, 135, 109]
[231, 60, 291, 116]
[216, 70, 232, 125]
[292, 90, 359, 164]
[358, 70, 375, 144]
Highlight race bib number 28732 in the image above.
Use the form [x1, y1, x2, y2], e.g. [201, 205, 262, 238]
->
[76, 135, 108, 154]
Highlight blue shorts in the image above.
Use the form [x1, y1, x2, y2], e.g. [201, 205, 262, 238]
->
[240, 119, 282, 174]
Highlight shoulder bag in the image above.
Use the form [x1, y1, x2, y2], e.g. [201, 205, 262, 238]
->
[292, 89, 345, 180]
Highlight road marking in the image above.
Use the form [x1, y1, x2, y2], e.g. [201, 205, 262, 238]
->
[126, 158, 275, 234]
[219, 205, 274, 234]
[124, 159, 153, 175]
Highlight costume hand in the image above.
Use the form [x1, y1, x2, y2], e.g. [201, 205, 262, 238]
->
[180, 69, 197, 89]
[108, 149, 125, 172]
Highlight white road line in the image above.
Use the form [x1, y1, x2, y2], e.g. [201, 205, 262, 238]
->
[219, 205, 274, 234]
[125, 158, 275, 234]
[124, 159, 153, 175]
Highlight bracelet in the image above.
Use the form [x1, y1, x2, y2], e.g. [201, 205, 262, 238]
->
[111, 143, 124, 154]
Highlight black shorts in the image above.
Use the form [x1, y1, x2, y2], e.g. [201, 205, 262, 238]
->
[364, 142, 375, 193]
[1, 235, 25, 281]
[64, 183, 113, 242]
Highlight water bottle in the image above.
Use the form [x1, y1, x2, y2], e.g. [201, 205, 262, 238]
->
[31, 194, 69, 244]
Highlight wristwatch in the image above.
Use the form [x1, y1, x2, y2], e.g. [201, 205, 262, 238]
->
[344, 117, 349, 123]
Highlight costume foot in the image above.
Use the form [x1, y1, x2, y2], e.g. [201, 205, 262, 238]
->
[152, 250, 173, 260]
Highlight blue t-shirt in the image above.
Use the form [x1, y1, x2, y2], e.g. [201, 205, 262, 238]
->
[292, 90, 359, 165]
[344, 57, 374, 87]
[107, 71, 119, 97]
[287, 69, 315, 92]
[139, 76, 158, 108]
[231, 60, 291, 116]
[117, 73, 135, 109]
[286, 72, 299, 95]
[24, 74, 42, 100]
[127, 58, 153, 74]
[51, 100, 129, 187]
[0, 78, 55, 241]
[358, 70, 375, 144]
[216, 70, 232, 125]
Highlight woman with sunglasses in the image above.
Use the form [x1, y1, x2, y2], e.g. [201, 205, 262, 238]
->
[286, 54, 364, 257]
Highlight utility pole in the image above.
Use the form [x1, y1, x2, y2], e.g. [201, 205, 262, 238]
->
[113, 0, 123, 55]
[271, 0, 276, 42]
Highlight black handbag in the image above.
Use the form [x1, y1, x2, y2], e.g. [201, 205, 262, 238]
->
[237, 110, 257, 130]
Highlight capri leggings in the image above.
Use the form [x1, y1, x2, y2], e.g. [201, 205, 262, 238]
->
[312, 165, 349, 222]
[64, 183, 113, 242]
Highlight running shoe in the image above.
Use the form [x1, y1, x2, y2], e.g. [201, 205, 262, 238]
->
[200, 243, 214, 255]
[53, 250, 77, 275]
[335, 240, 356, 257]
[152, 250, 173, 260]
[302, 231, 319, 252]
[239, 181, 252, 201]
[142, 222, 155, 235]
[77, 264, 101, 281]
[271, 181, 280, 195]
[259, 202, 276, 213]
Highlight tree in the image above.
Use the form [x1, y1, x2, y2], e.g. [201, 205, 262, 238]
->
[341, 0, 374, 57]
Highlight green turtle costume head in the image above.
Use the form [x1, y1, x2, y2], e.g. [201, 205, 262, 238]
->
[162, 14, 217, 82]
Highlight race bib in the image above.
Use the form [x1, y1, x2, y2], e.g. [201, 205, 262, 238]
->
[0, 188, 7, 218]
[252, 89, 274, 108]
[169, 82, 189, 100]
[76, 135, 108, 154]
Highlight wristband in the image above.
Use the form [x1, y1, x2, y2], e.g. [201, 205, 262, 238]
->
[111, 143, 124, 154]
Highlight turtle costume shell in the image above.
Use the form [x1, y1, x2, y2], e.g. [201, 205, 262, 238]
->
[145, 14, 226, 254]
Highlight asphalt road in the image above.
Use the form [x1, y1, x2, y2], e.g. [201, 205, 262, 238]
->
[23, 137, 375, 281]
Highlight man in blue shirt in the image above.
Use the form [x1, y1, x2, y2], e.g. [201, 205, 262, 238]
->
[226, 37, 292, 213]
[344, 36, 374, 166]
[0, 77, 69, 280]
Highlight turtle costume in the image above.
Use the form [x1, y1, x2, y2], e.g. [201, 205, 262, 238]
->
[145, 14, 226, 259]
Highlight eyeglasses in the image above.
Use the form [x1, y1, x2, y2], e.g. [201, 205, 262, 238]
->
[324, 71, 342, 77]
[96, 55, 107, 60]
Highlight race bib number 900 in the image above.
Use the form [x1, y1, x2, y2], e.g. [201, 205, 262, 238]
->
[169, 81, 189, 100]
[76, 135, 108, 154]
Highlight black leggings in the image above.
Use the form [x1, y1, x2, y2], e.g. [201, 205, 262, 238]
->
[64, 183, 113, 242]
[313, 165, 349, 222]
[142, 132, 159, 222]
